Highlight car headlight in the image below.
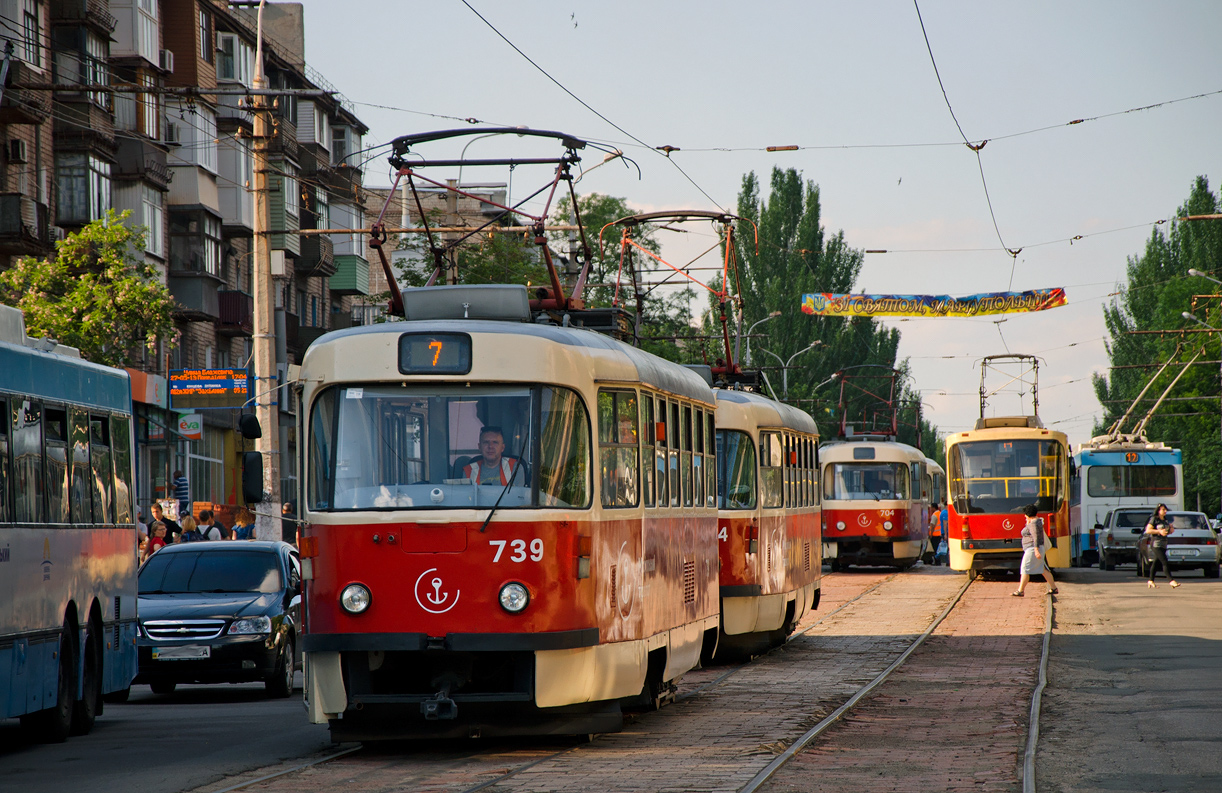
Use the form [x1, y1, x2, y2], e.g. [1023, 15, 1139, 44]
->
[499, 582, 530, 613]
[883, 521, 893, 530]
[228, 616, 272, 635]
[340, 583, 372, 614]
[836, 521, 846, 531]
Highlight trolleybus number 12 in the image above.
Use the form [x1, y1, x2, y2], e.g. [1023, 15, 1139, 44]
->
[489, 539, 545, 563]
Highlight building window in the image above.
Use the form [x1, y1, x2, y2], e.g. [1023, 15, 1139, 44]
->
[21, 0, 40, 68]
[198, 9, 213, 63]
[331, 126, 348, 166]
[217, 33, 252, 86]
[143, 186, 164, 258]
[170, 209, 222, 276]
[55, 153, 111, 224]
[188, 426, 224, 505]
[85, 29, 108, 107]
[283, 163, 298, 218]
[136, 0, 158, 64]
[140, 72, 158, 138]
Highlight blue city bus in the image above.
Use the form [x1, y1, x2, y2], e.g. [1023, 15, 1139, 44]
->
[0, 306, 138, 741]
[1069, 439, 1183, 567]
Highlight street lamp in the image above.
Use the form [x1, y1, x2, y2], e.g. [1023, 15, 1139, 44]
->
[741, 311, 782, 366]
[1188, 269, 1222, 286]
[758, 340, 824, 398]
[1183, 309, 1221, 517]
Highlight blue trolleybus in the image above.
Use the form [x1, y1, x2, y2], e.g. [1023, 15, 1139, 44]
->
[1069, 437, 1183, 567]
[0, 305, 138, 741]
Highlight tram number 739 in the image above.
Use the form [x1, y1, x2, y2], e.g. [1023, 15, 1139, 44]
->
[489, 539, 545, 563]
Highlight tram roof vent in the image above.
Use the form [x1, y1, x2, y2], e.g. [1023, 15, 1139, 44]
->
[401, 284, 531, 323]
[974, 415, 1044, 430]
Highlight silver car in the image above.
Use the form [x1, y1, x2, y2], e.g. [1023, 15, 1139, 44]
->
[1136, 511, 1222, 578]
[1096, 507, 1154, 570]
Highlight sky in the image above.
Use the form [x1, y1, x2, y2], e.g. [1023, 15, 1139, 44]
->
[300, 0, 1222, 447]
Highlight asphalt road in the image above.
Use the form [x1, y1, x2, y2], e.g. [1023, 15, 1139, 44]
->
[0, 675, 334, 793]
[1040, 563, 1222, 792]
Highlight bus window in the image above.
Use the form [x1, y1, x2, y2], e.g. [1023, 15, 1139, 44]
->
[69, 409, 91, 524]
[90, 415, 114, 524]
[0, 397, 8, 522]
[717, 429, 756, 509]
[598, 389, 639, 508]
[1086, 465, 1176, 498]
[13, 400, 43, 523]
[112, 415, 133, 525]
[760, 431, 783, 508]
[641, 396, 654, 508]
[46, 407, 70, 524]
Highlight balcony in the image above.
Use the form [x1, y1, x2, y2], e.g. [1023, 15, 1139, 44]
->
[297, 234, 336, 277]
[0, 62, 51, 124]
[114, 138, 171, 190]
[168, 275, 220, 322]
[297, 325, 330, 351]
[216, 95, 254, 134]
[217, 290, 254, 336]
[0, 194, 52, 256]
[269, 117, 298, 162]
[50, 0, 116, 32]
[329, 254, 369, 296]
[279, 309, 299, 357]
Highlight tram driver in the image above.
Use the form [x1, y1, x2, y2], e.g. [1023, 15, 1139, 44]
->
[463, 426, 523, 486]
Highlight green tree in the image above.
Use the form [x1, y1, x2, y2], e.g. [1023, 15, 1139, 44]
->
[0, 210, 176, 367]
[725, 168, 922, 443]
[1093, 176, 1222, 514]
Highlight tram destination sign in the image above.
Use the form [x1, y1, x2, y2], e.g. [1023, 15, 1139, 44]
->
[170, 368, 250, 409]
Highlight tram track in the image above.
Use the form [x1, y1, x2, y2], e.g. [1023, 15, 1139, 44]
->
[200, 570, 1022, 793]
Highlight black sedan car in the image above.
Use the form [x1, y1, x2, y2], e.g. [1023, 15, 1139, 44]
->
[135, 541, 302, 697]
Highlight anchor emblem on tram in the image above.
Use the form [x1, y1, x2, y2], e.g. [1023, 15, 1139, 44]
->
[415, 568, 461, 614]
[1002, 519, 1014, 531]
[857, 513, 872, 528]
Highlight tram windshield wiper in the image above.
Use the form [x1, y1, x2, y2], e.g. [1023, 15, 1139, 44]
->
[478, 460, 524, 533]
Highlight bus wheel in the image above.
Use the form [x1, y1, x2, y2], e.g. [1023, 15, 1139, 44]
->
[21, 623, 76, 743]
[70, 621, 103, 735]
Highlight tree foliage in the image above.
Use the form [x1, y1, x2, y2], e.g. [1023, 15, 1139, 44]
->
[0, 210, 177, 367]
[1093, 176, 1222, 514]
[723, 168, 939, 450]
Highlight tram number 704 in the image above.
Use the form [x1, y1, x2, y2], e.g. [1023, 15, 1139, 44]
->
[489, 539, 545, 563]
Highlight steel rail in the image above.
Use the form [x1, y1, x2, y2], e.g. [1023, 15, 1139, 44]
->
[738, 574, 974, 793]
[206, 745, 363, 793]
[1023, 590, 1055, 793]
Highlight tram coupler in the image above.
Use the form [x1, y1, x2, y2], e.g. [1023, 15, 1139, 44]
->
[421, 685, 457, 720]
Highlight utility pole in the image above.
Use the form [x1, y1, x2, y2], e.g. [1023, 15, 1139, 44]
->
[251, 0, 280, 538]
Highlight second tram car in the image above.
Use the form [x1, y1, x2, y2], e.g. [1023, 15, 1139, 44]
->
[297, 286, 720, 740]
[712, 390, 821, 657]
[946, 417, 1071, 577]
[820, 439, 932, 570]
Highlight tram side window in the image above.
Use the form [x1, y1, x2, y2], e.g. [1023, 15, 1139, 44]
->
[13, 400, 43, 523]
[654, 397, 668, 507]
[45, 408, 70, 524]
[717, 429, 756, 509]
[70, 409, 92, 524]
[111, 415, 133, 524]
[691, 407, 704, 508]
[539, 386, 590, 508]
[759, 431, 783, 508]
[90, 415, 114, 524]
[681, 404, 693, 508]
[0, 398, 9, 522]
[668, 400, 681, 507]
[598, 389, 639, 508]
[706, 411, 715, 506]
[641, 396, 654, 508]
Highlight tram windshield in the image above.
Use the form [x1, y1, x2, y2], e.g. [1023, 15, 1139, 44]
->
[950, 439, 1064, 514]
[307, 384, 590, 511]
[823, 462, 910, 501]
[716, 430, 756, 510]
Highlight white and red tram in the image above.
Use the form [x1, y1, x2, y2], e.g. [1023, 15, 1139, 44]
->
[819, 439, 931, 570]
[296, 285, 719, 740]
[712, 389, 821, 657]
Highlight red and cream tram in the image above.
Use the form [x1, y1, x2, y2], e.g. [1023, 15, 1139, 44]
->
[296, 285, 720, 740]
[712, 389, 821, 658]
[820, 439, 932, 570]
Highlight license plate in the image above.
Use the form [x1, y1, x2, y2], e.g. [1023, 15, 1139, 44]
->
[1168, 548, 1198, 557]
[152, 645, 211, 660]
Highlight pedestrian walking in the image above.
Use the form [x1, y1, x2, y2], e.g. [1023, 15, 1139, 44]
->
[197, 509, 225, 541]
[172, 469, 190, 518]
[1144, 503, 1179, 589]
[232, 507, 256, 540]
[177, 515, 204, 543]
[1012, 503, 1058, 597]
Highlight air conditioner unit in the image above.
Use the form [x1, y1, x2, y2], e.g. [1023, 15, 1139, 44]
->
[8, 139, 28, 164]
[51, 227, 66, 242]
[159, 49, 174, 73]
[166, 121, 181, 145]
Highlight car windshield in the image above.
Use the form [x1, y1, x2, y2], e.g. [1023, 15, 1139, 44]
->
[1168, 513, 1210, 531]
[139, 550, 282, 594]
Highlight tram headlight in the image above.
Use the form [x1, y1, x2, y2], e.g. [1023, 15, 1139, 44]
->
[883, 521, 893, 531]
[836, 521, 846, 531]
[499, 582, 530, 613]
[340, 583, 372, 614]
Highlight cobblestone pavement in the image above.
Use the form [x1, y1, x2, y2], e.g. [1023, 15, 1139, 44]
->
[194, 568, 973, 793]
[760, 573, 1048, 793]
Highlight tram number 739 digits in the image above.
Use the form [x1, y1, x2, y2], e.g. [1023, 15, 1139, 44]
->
[489, 539, 545, 563]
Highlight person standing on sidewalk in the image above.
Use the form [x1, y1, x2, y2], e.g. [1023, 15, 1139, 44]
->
[1013, 503, 1058, 597]
[1144, 503, 1179, 589]
[172, 469, 190, 518]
